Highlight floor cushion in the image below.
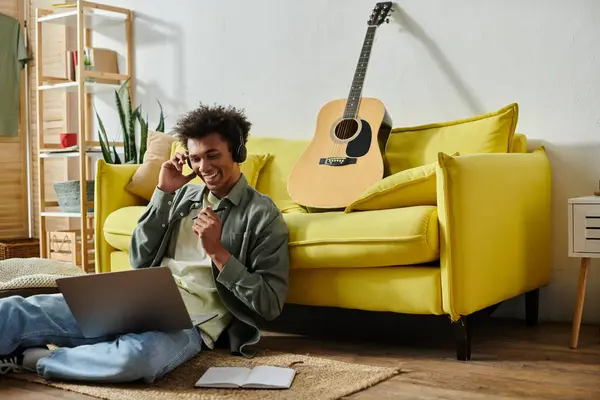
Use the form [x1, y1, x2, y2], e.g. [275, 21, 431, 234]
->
[0, 258, 86, 299]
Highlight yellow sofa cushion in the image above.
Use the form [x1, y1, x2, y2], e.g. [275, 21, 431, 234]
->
[124, 131, 177, 201]
[110, 251, 134, 272]
[103, 206, 146, 252]
[510, 133, 527, 153]
[245, 136, 309, 214]
[285, 205, 439, 269]
[170, 142, 270, 189]
[344, 161, 437, 213]
[385, 103, 518, 174]
[344, 152, 459, 213]
[103, 204, 439, 268]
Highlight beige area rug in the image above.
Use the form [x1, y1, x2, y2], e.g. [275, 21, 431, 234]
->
[10, 349, 402, 400]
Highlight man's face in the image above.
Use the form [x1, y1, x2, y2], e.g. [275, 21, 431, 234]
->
[187, 133, 240, 198]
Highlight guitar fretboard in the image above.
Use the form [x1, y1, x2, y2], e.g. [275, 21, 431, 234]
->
[343, 26, 377, 119]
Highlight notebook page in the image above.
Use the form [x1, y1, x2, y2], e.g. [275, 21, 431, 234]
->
[243, 366, 296, 389]
[194, 367, 251, 388]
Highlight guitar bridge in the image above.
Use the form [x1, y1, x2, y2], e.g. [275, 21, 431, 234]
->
[319, 157, 357, 166]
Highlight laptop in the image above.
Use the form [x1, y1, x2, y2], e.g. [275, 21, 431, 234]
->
[55, 267, 218, 338]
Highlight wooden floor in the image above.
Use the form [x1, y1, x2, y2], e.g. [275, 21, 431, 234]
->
[1, 305, 599, 399]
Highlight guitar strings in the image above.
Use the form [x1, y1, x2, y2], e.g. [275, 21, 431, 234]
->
[330, 121, 337, 161]
[342, 118, 350, 158]
[338, 109, 351, 160]
[341, 112, 353, 159]
[337, 112, 349, 159]
[336, 117, 347, 160]
[338, 113, 350, 161]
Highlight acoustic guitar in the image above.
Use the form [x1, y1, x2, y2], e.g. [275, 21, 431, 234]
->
[287, 2, 394, 210]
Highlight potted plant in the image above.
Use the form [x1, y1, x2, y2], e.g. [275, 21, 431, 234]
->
[54, 78, 165, 213]
[97, 77, 166, 164]
[84, 51, 93, 82]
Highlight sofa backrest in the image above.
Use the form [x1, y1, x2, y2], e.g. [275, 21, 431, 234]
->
[246, 132, 526, 212]
[246, 136, 309, 213]
[384, 103, 520, 173]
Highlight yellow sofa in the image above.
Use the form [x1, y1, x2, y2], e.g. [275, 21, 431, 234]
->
[94, 105, 552, 361]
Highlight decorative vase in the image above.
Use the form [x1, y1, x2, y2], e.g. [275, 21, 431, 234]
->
[84, 65, 95, 82]
[75, 65, 95, 83]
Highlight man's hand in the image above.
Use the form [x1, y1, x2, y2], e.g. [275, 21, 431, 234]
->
[193, 206, 231, 269]
[157, 152, 197, 194]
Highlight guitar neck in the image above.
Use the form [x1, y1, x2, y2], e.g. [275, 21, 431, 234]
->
[343, 25, 377, 119]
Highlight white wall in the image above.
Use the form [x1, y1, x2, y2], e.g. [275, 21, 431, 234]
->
[92, 0, 600, 324]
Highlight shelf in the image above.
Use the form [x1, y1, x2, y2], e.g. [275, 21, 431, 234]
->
[38, 81, 121, 93]
[40, 149, 104, 158]
[35, 1, 133, 273]
[41, 211, 94, 218]
[37, 7, 126, 30]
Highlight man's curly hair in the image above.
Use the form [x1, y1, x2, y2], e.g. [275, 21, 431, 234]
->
[174, 103, 252, 154]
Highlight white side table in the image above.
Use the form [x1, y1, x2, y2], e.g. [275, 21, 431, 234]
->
[567, 196, 600, 348]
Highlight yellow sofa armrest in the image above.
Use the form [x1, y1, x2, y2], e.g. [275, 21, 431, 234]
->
[436, 148, 551, 321]
[94, 159, 147, 273]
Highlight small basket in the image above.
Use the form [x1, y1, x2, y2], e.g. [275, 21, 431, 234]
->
[53, 180, 95, 213]
[0, 238, 40, 260]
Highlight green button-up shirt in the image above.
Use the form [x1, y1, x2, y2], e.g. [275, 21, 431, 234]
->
[130, 174, 290, 357]
[0, 13, 29, 137]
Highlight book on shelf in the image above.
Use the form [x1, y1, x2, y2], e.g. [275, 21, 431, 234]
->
[194, 366, 296, 389]
[66, 48, 118, 83]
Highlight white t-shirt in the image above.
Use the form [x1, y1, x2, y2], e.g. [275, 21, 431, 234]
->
[160, 191, 232, 348]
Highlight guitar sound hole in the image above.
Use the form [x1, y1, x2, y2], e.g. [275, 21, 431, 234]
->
[334, 119, 359, 140]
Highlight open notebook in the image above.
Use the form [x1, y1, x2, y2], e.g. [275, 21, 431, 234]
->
[194, 366, 296, 389]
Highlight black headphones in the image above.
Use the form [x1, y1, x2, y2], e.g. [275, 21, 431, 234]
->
[187, 123, 247, 169]
[232, 123, 248, 163]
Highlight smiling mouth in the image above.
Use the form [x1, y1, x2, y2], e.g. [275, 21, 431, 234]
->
[203, 172, 219, 182]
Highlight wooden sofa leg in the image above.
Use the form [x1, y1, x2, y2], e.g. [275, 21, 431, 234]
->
[525, 288, 539, 327]
[454, 316, 471, 361]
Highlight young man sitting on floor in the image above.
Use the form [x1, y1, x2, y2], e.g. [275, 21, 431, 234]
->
[0, 104, 290, 383]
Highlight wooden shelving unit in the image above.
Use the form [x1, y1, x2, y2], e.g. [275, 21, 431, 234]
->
[35, 1, 133, 272]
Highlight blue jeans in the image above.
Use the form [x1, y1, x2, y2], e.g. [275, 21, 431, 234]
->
[0, 294, 202, 383]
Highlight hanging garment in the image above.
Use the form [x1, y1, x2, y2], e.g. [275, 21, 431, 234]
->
[0, 12, 29, 137]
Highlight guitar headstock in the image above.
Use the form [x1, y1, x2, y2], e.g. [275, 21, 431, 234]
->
[368, 2, 393, 27]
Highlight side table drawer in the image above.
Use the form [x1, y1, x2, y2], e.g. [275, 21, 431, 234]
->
[573, 204, 600, 253]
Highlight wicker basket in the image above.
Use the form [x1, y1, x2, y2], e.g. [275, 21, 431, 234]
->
[0, 238, 40, 260]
